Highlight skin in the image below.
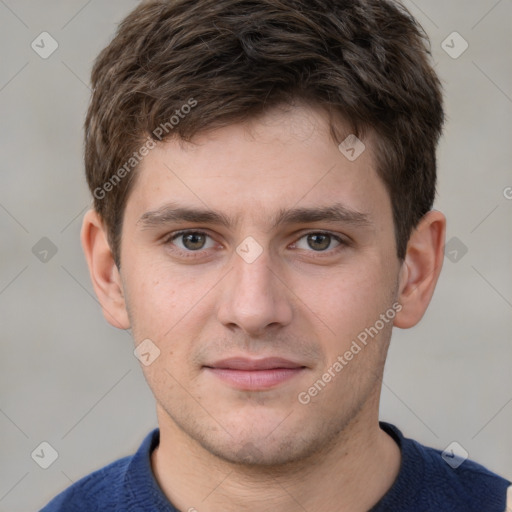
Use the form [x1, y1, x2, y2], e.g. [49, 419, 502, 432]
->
[82, 104, 446, 512]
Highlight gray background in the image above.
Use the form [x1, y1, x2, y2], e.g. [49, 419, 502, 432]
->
[0, 1, 511, 510]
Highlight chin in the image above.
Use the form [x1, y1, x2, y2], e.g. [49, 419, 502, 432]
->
[191, 420, 330, 469]
[206, 437, 305, 467]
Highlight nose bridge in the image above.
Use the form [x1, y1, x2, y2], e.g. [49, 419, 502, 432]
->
[216, 238, 293, 334]
[234, 244, 274, 296]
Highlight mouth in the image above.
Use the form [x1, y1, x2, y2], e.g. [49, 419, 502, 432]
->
[203, 357, 307, 390]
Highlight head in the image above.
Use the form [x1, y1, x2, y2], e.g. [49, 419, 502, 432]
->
[82, 0, 446, 466]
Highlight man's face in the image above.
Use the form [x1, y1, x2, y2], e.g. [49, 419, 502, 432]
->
[118, 105, 402, 465]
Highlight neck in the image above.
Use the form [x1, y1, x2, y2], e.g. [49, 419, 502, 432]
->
[151, 395, 401, 512]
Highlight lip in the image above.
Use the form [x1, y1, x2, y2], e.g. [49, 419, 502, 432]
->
[204, 357, 307, 390]
[207, 357, 306, 370]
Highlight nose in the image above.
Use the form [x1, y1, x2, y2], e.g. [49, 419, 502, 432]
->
[216, 244, 294, 337]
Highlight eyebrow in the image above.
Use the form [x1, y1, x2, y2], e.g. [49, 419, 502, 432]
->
[137, 201, 371, 231]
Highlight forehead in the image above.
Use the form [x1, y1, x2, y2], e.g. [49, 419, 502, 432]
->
[126, 104, 391, 231]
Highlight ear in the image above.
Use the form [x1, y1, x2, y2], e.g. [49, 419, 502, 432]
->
[81, 209, 130, 330]
[394, 210, 446, 329]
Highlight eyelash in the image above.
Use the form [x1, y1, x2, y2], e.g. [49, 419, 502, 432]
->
[163, 230, 349, 259]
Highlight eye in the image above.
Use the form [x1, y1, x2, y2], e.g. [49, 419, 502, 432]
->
[167, 231, 216, 252]
[163, 230, 347, 259]
[292, 232, 344, 252]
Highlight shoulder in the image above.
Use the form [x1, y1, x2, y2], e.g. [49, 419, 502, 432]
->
[376, 422, 511, 512]
[40, 455, 132, 511]
[416, 440, 510, 509]
[39, 429, 161, 512]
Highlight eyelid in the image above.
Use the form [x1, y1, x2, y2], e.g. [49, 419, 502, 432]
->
[164, 229, 349, 257]
[161, 230, 218, 260]
[290, 230, 348, 251]
[166, 229, 217, 247]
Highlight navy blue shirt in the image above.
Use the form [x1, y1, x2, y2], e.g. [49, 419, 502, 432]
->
[41, 422, 510, 511]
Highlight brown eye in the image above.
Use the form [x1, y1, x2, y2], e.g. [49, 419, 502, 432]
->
[182, 233, 206, 250]
[294, 232, 342, 252]
[169, 231, 214, 252]
[307, 233, 332, 251]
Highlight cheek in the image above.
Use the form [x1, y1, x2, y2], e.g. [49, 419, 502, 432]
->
[124, 260, 216, 361]
[309, 261, 394, 346]
[124, 261, 179, 339]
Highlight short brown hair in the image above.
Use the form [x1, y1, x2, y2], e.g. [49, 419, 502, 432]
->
[85, 0, 444, 267]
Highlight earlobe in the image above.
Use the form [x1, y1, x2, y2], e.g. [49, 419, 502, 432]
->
[394, 210, 446, 329]
[80, 209, 131, 330]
